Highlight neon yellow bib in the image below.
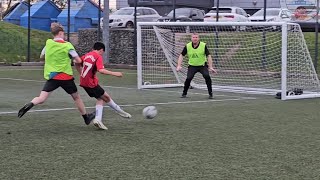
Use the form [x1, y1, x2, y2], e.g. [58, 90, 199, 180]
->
[187, 42, 207, 66]
[44, 39, 74, 80]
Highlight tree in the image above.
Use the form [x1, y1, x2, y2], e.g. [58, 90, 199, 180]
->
[6, 0, 12, 12]
[51, 0, 68, 9]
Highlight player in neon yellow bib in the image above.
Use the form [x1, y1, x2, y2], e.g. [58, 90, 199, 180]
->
[18, 23, 95, 126]
[43, 39, 74, 80]
[176, 33, 217, 99]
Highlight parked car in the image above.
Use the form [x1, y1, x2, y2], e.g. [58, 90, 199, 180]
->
[290, 6, 319, 31]
[100, 7, 161, 28]
[204, 6, 250, 30]
[157, 8, 205, 22]
[204, 6, 250, 23]
[249, 8, 292, 22]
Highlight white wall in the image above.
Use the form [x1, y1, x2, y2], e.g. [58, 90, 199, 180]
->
[116, 0, 128, 9]
[219, 0, 281, 9]
[280, 0, 316, 10]
[92, 0, 128, 11]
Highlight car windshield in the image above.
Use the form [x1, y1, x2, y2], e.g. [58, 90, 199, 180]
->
[208, 8, 232, 13]
[113, 9, 133, 15]
[252, 9, 280, 16]
[168, 9, 191, 17]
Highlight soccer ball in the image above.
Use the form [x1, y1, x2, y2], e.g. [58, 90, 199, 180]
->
[142, 106, 158, 119]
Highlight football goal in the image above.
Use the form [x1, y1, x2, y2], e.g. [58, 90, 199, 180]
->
[137, 22, 320, 100]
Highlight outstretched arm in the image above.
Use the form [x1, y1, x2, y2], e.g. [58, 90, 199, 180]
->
[98, 69, 123, 77]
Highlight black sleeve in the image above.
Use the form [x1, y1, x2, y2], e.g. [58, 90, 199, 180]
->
[205, 45, 210, 56]
[181, 46, 187, 56]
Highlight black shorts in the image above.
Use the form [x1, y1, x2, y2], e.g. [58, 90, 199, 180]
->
[42, 79, 78, 94]
[82, 85, 105, 99]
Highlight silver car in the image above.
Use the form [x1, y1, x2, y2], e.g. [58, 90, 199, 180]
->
[101, 7, 161, 28]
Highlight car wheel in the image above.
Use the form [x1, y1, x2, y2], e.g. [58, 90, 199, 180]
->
[126, 21, 134, 28]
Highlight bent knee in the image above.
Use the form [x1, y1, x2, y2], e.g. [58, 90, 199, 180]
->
[101, 94, 111, 102]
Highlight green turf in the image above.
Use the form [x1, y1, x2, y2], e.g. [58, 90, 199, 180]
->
[0, 67, 320, 179]
[304, 32, 320, 66]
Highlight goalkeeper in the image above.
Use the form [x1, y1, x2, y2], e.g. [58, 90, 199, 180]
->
[176, 33, 216, 99]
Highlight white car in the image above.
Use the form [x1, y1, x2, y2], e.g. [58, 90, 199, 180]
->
[204, 6, 250, 23]
[249, 8, 292, 22]
[101, 7, 161, 28]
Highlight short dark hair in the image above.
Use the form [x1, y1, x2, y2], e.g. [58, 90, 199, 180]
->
[192, 32, 199, 36]
[93, 42, 105, 51]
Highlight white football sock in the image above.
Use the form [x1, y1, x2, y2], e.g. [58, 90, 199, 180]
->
[107, 99, 124, 113]
[95, 105, 103, 121]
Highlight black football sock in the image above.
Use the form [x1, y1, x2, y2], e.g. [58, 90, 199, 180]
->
[18, 102, 34, 118]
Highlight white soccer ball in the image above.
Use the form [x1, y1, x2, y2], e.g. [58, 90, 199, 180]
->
[143, 106, 158, 119]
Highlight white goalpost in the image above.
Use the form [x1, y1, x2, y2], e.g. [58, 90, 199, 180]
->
[137, 22, 320, 100]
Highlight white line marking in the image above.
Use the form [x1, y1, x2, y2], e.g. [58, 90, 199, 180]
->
[0, 97, 256, 115]
[0, 77, 44, 83]
[0, 69, 43, 71]
[0, 68, 137, 74]
[0, 77, 249, 98]
[103, 85, 243, 97]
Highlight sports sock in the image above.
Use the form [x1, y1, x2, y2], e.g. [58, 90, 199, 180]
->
[106, 99, 124, 113]
[95, 105, 103, 121]
[18, 102, 34, 118]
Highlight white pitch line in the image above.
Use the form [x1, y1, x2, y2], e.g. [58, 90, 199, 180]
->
[0, 68, 138, 74]
[0, 77, 44, 83]
[0, 69, 43, 71]
[102, 85, 243, 97]
[0, 97, 256, 115]
[0, 77, 248, 98]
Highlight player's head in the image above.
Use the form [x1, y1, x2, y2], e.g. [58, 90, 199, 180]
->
[93, 42, 105, 55]
[191, 33, 199, 44]
[51, 23, 64, 38]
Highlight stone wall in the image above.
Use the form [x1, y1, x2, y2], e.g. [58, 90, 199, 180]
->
[76, 28, 135, 65]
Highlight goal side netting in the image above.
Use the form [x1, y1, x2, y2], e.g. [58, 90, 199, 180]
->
[137, 22, 320, 100]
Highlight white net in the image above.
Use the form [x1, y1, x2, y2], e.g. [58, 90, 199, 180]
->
[137, 22, 320, 99]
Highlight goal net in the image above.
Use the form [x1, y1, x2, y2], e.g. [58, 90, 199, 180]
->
[137, 22, 320, 100]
